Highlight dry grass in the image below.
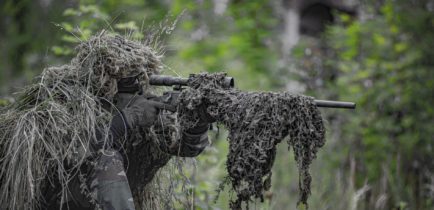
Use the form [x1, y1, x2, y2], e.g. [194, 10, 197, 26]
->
[0, 31, 164, 210]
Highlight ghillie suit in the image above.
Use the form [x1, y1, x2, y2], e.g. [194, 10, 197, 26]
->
[177, 73, 326, 209]
[0, 32, 188, 210]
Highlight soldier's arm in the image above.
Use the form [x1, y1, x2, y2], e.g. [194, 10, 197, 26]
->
[91, 113, 128, 151]
[168, 122, 210, 157]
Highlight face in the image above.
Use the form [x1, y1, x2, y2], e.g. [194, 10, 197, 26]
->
[117, 75, 142, 94]
[110, 75, 139, 108]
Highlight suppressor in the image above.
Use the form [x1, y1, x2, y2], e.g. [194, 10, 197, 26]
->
[314, 100, 356, 109]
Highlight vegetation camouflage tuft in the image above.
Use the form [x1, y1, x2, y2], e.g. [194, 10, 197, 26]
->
[0, 31, 164, 210]
[177, 73, 326, 209]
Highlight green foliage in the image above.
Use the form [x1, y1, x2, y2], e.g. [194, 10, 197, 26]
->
[301, 0, 434, 208]
[2, 0, 434, 209]
[0, 0, 67, 88]
[51, 3, 113, 56]
[168, 0, 279, 91]
[51, 0, 163, 56]
[0, 98, 11, 107]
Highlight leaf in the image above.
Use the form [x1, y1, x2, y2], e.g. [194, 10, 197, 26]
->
[373, 33, 386, 46]
[61, 22, 74, 32]
[63, 8, 79, 16]
[296, 203, 307, 210]
[394, 42, 407, 53]
[114, 21, 139, 31]
[51, 46, 72, 56]
[61, 35, 78, 43]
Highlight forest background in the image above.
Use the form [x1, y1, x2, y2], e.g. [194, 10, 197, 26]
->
[0, 0, 433, 209]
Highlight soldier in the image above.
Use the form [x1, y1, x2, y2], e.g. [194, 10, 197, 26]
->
[39, 35, 213, 210]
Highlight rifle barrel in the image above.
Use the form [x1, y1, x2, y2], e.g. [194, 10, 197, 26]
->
[314, 100, 356, 109]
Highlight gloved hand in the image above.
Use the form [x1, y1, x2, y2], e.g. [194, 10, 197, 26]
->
[197, 104, 216, 124]
[120, 96, 165, 129]
[157, 91, 215, 123]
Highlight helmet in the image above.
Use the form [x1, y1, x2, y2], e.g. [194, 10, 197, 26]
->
[72, 32, 162, 98]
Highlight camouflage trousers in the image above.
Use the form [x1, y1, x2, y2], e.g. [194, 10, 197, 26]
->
[59, 150, 136, 210]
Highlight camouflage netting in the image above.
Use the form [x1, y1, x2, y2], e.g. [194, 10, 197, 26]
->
[177, 73, 326, 210]
[0, 32, 181, 210]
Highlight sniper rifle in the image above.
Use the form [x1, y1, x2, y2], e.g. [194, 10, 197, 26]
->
[148, 74, 356, 111]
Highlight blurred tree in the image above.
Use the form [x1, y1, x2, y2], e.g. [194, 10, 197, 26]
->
[294, 0, 434, 209]
[0, 0, 70, 92]
[168, 0, 280, 91]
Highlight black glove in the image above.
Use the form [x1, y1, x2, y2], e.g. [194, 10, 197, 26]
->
[118, 94, 165, 129]
[156, 91, 215, 124]
[197, 104, 216, 124]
